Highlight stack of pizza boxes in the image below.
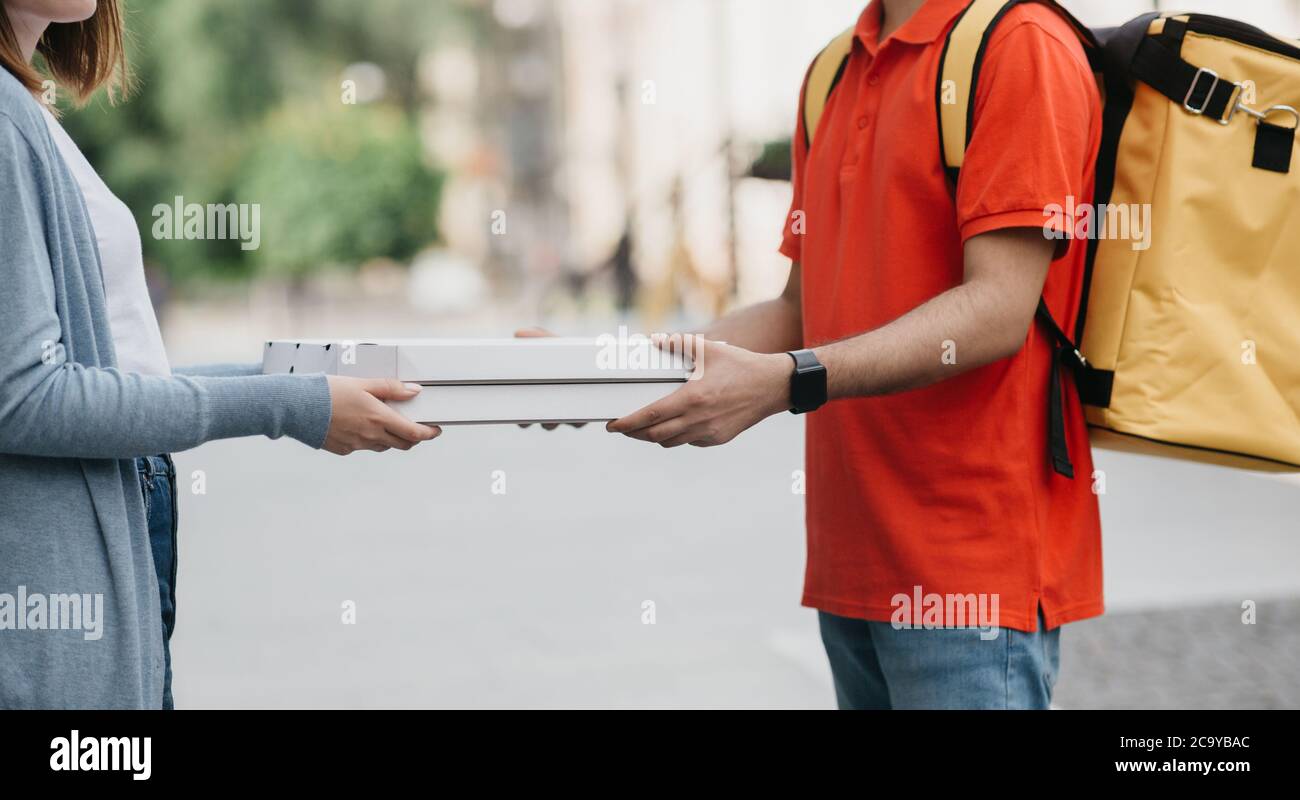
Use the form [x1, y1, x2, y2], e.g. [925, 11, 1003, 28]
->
[262, 336, 695, 424]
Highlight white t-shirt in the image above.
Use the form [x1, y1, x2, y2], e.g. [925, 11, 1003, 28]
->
[41, 106, 171, 377]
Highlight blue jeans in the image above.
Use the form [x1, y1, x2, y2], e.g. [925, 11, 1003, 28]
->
[818, 609, 1060, 710]
[137, 454, 178, 710]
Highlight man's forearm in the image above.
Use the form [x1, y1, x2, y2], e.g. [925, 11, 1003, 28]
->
[813, 277, 1032, 400]
[702, 296, 802, 354]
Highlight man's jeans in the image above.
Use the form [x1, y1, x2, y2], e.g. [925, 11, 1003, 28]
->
[137, 454, 178, 710]
[818, 609, 1060, 709]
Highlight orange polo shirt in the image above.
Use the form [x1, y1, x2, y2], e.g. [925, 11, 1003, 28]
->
[780, 0, 1104, 632]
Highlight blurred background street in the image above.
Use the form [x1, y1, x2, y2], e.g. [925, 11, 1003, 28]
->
[55, 0, 1300, 707]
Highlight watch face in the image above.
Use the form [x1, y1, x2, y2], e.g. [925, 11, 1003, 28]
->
[792, 359, 827, 413]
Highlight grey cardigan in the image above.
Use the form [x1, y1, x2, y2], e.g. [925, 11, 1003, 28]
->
[0, 70, 332, 709]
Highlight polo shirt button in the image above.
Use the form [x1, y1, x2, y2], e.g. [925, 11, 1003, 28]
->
[868, 74, 880, 86]
[857, 116, 869, 130]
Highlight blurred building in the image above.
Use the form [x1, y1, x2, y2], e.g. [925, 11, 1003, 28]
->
[430, 0, 1299, 322]
[554, 0, 871, 319]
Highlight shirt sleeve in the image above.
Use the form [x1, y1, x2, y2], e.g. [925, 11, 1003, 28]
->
[0, 116, 333, 459]
[173, 363, 264, 378]
[955, 18, 1100, 244]
[778, 75, 811, 263]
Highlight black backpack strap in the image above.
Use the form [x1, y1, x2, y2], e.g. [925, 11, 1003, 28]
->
[1037, 300, 1077, 478]
[1129, 34, 1244, 123]
[1037, 300, 1114, 478]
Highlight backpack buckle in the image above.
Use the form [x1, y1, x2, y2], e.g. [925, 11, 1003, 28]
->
[1183, 67, 1220, 116]
[1219, 83, 1245, 126]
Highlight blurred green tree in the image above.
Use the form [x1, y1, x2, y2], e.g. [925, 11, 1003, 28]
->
[238, 101, 443, 278]
[59, 0, 475, 285]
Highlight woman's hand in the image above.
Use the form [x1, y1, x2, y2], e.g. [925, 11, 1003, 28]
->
[323, 376, 441, 455]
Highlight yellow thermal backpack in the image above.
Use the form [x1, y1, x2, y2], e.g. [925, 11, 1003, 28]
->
[804, 1, 1300, 475]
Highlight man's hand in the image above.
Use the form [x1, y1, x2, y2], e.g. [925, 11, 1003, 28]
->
[608, 339, 791, 448]
[323, 376, 441, 455]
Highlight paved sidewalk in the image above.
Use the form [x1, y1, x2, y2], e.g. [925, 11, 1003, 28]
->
[1056, 597, 1300, 709]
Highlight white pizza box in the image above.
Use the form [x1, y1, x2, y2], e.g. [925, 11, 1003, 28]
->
[386, 381, 682, 425]
[261, 337, 693, 383]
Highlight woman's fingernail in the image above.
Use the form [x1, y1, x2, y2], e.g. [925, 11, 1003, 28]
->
[403, 383, 422, 393]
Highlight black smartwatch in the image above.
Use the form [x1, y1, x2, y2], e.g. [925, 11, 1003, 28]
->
[786, 349, 827, 414]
